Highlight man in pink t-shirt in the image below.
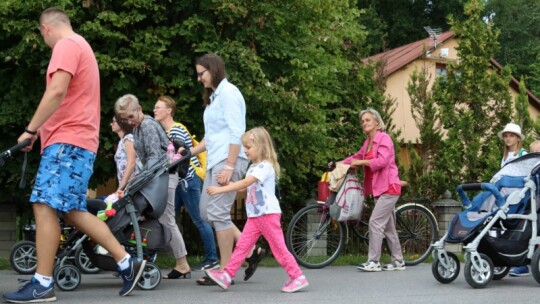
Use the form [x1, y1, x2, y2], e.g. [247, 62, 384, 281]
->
[4, 7, 145, 303]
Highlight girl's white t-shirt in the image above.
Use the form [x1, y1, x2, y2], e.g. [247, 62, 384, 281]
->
[501, 148, 527, 167]
[245, 160, 281, 217]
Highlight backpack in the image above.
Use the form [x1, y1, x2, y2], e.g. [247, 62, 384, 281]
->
[172, 122, 207, 180]
[330, 174, 364, 221]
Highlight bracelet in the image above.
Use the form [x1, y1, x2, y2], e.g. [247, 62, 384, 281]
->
[24, 128, 37, 135]
[223, 165, 235, 171]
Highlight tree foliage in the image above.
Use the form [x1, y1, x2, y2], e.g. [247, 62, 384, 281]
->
[357, 0, 466, 53]
[2, 0, 537, 213]
[485, 0, 540, 84]
[0, 0, 378, 211]
[406, 66, 444, 198]
[433, 0, 512, 185]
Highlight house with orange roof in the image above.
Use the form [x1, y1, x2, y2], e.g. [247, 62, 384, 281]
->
[363, 30, 540, 144]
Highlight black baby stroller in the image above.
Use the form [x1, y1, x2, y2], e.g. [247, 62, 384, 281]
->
[9, 220, 100, 275]
[53, 152, 190, 291]
[431, 153, 540, 288]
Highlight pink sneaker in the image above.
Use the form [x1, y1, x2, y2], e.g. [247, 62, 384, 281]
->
[281, 275, 309, 293]
[205, 269, 232, 290]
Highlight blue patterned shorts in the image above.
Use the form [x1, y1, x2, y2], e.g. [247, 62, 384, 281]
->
[30, 143, 96, 213]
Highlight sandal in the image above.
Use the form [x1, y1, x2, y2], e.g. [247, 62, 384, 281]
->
[197, 276, 234, 286]
[244, 246, 267, 281]
[163, 269, 191, 279]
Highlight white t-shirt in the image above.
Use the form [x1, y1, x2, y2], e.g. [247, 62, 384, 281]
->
[245, 161, 281, 217]
[500, 148, 527, 167]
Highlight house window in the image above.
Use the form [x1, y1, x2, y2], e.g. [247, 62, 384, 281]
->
[435, 63, 447, 77]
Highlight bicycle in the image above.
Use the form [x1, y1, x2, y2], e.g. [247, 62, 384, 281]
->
[285, 181, 439, 269]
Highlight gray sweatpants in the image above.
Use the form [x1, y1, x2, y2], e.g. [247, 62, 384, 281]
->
[158, 173, 187, 259]
[368, 194, 403, 262]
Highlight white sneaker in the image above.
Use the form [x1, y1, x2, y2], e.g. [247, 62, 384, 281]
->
[382, 260, 406, 271]
[357, 260, 381, 272]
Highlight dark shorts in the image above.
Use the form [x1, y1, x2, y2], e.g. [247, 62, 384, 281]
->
[30, 143, 96, 213]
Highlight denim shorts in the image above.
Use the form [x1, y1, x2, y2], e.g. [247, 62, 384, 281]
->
[30, 143, 96, 213]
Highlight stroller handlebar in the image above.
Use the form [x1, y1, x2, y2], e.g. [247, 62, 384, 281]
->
[457, 182, 506, 208]
[0, 138, 31, 167]
[168, 149, 192, 172]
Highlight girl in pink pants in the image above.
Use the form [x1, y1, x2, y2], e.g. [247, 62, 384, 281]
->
[205, 127, 308, 293]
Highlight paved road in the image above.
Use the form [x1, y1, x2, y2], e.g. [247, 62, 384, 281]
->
[1, 264, 539, 304]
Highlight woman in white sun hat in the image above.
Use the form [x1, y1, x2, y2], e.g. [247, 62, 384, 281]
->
[498, 123, 526, 167]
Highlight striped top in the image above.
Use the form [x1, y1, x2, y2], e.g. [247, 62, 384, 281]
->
[168, 123, 201, 181]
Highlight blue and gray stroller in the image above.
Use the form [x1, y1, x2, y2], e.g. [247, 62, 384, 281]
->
[431, 153, 540, 288]
[53, 154, 189, 291]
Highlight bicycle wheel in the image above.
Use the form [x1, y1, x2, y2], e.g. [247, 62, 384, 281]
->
[396, 203, 438, 266]
[286, 204, 346, 269]
[347, 214, 370, 256]
[348, 209, 370, 242]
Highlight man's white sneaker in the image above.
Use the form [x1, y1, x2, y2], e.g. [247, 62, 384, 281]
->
[382, 260, 406, 271]
[357, 260, 381, 272]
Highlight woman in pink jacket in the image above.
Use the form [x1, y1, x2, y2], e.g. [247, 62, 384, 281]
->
[343, 108, 405, 272]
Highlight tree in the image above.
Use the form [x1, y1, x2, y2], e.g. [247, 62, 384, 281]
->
[434, 0, 513, 185]
[485, 0, 540, 80]
[529, 54, 540, 97]
[357, 0, 466, 53]
[0, 0, 374, 213]
[514, 79, 534, 141]
[406, 65, 444, 198]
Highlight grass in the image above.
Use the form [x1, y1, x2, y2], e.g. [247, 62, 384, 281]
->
[0, 258, 10, 270]
[0, 254, 392, 272]
[0, 251, 465, 272]
[152, 253, 426, 269]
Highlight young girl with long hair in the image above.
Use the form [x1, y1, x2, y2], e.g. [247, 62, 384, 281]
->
[204, 127, 309, 293]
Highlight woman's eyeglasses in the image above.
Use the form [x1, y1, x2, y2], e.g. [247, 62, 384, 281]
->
[119, 108, 140, 123]
[197, 70, 207, 78]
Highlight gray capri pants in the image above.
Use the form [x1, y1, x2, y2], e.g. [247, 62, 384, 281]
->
[200, 158, 249, 231]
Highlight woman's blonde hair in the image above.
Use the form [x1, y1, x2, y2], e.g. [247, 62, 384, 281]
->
[115, 94, 140, 115]
[530, 140, 540, 153]
[242, 127, 280, 178]
[503, 134, 523, 159]
[157, 95, 176, 116]
[359, 108, 385, 131]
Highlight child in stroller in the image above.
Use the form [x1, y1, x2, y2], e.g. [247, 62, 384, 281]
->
[53, 152, 190, 291]
[431, 152, 540, 288]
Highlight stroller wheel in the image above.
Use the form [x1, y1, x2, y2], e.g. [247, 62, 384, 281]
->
[464, 253, 493, 288]
[137, 262, 161, 290]
[530, 247, 540, 284]
[432, 251, 460, 284]
[54, 264, 82, 291]
[9, 241, 37, 274]
[74, 247, 100, 274]
[493, 266, 510, 280]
